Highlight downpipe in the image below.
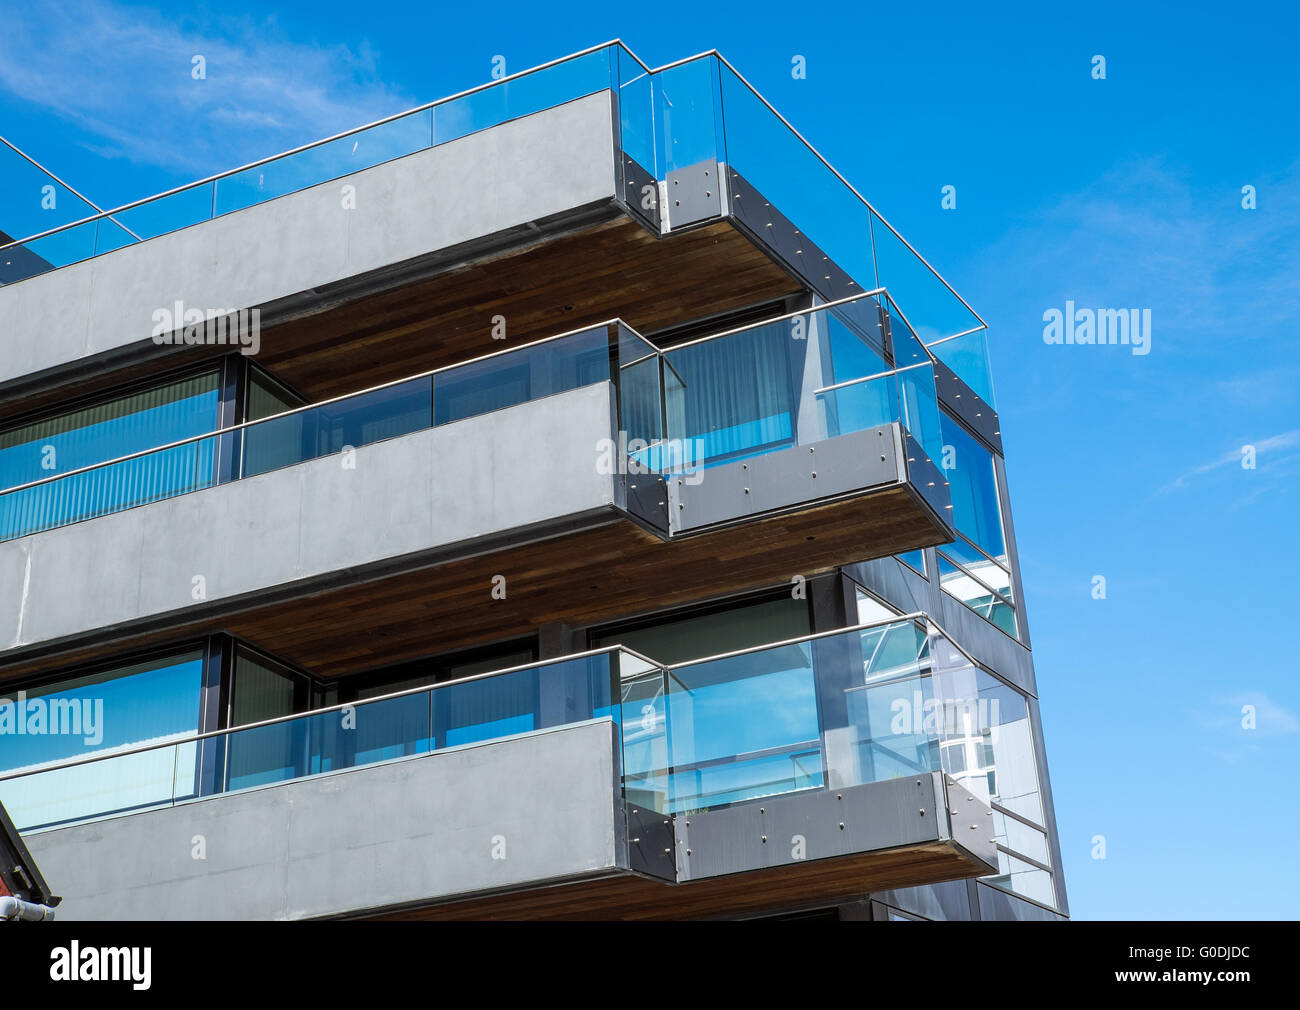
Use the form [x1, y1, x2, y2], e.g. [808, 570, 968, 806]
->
[0, 895, 57, 921]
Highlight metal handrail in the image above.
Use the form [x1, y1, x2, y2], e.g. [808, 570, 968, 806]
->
[0, 43, 985, 347]
[0, 40, 641, 253]
[0, 611, 1000, 795]
[0, 135, 142, 242]
[662, 288, 886, 351]
[0, 287, 936, 500]
[703, 51, 988, 333]
[0, 317, 646, 497]
[0, 644, 662, 784]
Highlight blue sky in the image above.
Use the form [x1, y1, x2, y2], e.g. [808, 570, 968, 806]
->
[2, 0, 1297, 918]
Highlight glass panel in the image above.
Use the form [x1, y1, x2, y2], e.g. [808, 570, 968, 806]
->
[435, 653, 614, 748]
[930, 328, 996, 407]
[0, 649, 205, 830]
[936, 554, 1018, 638]
[848, 672, 941, 781]
[0, 435, 219, 541]
[110, 184, 215, 241]
[0, 372, 221, 540]
[939, 411, 1007, 563]
[433, 47, 613, 147]
[661, 295, 930, 471]
[654, 57, 723, 174]
[939, 537, 1013, 601]
[0, 141, 101, 266]
[855, 590, 900, 625]
[224, 689, 433, 792]
[934, 667, 1043, 824]
[897, 550, 926, 576]
[993, 812, 1051, 866]
[1, 46, 619, 281]
[986, 850, 1055, 908]
[657, 621, 1042, 818]
[616, 48, 656, 175]
[616, 324, 663, 456]
[619, 661, 669, 813]
[433, 326, 609, 426]
[214, 110, 433, 217]
[888, 303, 944, 463]
[663, 318, 797, 467]
[242, 376, 431, 478]
[716, 61, 876, 292]
[667, 640, 823, 813]
[870, 211, 985, 352]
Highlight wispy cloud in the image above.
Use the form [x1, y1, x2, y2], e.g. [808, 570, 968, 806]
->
[0, 0, 418, 180]
[1193, 693, 1300, 742]
[1157, 429, 1300, 495]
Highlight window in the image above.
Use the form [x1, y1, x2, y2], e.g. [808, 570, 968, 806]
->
[0, 371, 222, 540]
[896, 550, 926, 577]
[940, 410, 1006, 563]
[590, 594, 812, 667]
[855, 589, 900, 625]
[0, 649, 206, 830]
[938, 411, 1019, 637]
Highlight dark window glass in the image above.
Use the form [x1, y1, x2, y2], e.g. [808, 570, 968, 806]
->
[591, 595, 812, 667]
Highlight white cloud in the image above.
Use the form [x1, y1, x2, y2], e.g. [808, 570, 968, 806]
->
[1157, 429, 1300, 495]
[0, 0, 418, 179]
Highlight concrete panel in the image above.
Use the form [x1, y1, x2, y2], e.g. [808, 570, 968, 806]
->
[0, 92, 617, 389]
[0, 383, 620, 655]
[24, 719, 624, 920]
[0, 542, 27, 649]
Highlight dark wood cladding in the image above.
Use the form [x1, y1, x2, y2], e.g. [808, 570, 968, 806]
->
[259, 218, 798, 402]
[0, 217, 798, 422]
[0, 485, 949, 685]
[367, 841, 985, 920]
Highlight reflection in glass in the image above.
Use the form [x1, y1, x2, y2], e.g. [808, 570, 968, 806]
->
[0, 372, 221, 540]
[0, 650, 205, 830]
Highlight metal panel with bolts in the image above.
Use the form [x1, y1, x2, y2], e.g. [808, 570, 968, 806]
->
[667, 425, 903, 534]
[664, 160, 724, 228]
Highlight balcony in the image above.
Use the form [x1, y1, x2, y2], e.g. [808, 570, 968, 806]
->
[8, 616, 1003, 920]
[0, 43, 996, 421]
[0, 294, 953, 681]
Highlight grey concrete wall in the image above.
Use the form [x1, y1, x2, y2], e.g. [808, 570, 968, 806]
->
[0, 381, 619, 657]
[0, 92, 616, 389]
[24, 719, 625, 920]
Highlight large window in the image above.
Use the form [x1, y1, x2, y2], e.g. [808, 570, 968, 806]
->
[0, 371, 222, 540]
[0, 649, 207, 830]
[938, 411, 1019, 638]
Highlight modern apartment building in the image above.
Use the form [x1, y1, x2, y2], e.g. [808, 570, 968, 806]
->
[0, 42, 1066, 921]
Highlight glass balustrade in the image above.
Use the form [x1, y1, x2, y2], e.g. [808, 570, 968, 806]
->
[0, 616, 1047, 906]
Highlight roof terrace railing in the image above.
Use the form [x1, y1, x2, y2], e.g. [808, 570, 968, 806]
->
[0, 42, 994, 404]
